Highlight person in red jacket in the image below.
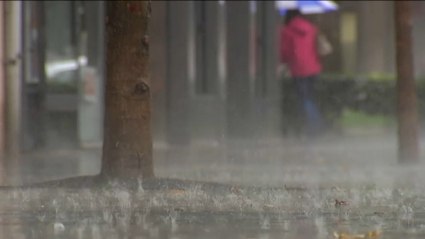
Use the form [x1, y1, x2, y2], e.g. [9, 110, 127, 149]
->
[280, 9, 324, 137]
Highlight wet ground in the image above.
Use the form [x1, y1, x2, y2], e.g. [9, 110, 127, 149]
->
[3, 133, 425, 238]
[1, 199, 425, 239]
[15, 133, 425, 187]
[2, 212, 425, 239]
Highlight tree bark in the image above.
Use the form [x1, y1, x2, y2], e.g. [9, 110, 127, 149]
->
[395, 0, 420, 164]
[101, 0, 154, 178]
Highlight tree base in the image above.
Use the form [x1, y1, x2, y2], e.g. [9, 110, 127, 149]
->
[0, 175, 308, 195]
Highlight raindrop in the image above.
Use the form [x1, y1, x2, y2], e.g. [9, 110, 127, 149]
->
[37, 213, 46, 222]
[103, 210, 113, 225]
[137, 178, 144, 195]
[54, 222, 65, 235]
[260, 214, 270, 230]
[170, 210, 179, 232]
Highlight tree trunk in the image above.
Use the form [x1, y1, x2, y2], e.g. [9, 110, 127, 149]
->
[101, 0, 154, 179]
[395, 0, 420, 164]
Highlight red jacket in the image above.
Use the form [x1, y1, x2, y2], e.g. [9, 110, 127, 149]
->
[280, 16, 322, 78]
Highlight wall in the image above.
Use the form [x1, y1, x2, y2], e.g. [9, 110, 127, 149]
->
[310, 1, 416, 76]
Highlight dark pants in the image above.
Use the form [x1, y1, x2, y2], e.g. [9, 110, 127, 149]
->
[292, 75, 323, 135]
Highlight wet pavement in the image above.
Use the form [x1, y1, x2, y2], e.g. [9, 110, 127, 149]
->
[14, 133, 425, 187]
[3, 133, 425, 238]
[1, 183, 425, 239]
[2, 213, 425, 239]
[1, 190, 425, 239]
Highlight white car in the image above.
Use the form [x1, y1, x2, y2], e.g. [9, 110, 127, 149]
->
[45, 56, 88, 82]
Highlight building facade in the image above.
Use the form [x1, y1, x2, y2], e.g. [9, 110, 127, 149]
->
[2, 1, 105, 155]
[1, 1, 425, 156]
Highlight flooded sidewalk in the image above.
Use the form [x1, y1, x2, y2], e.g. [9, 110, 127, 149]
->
[11, 133, 425, 187]
[0, 134, 425, 238]
[0, 179, 424, 239]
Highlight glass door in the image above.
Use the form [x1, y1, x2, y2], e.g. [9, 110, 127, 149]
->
[77, 1, 105, 148]
[22, 1, 46, 151]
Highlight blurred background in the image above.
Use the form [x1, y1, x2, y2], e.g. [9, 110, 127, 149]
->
[2, 2, 425, 238]
[1, 1, 425, 183]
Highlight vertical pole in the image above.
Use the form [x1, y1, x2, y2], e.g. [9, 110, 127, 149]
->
[0, 1, 5, 157]
[4, 1, 23, 159]
[395, 0, 420, 164]
[0, 1, 6, 184]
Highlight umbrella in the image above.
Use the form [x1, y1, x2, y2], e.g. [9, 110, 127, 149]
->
[275, 0, 339, 15]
